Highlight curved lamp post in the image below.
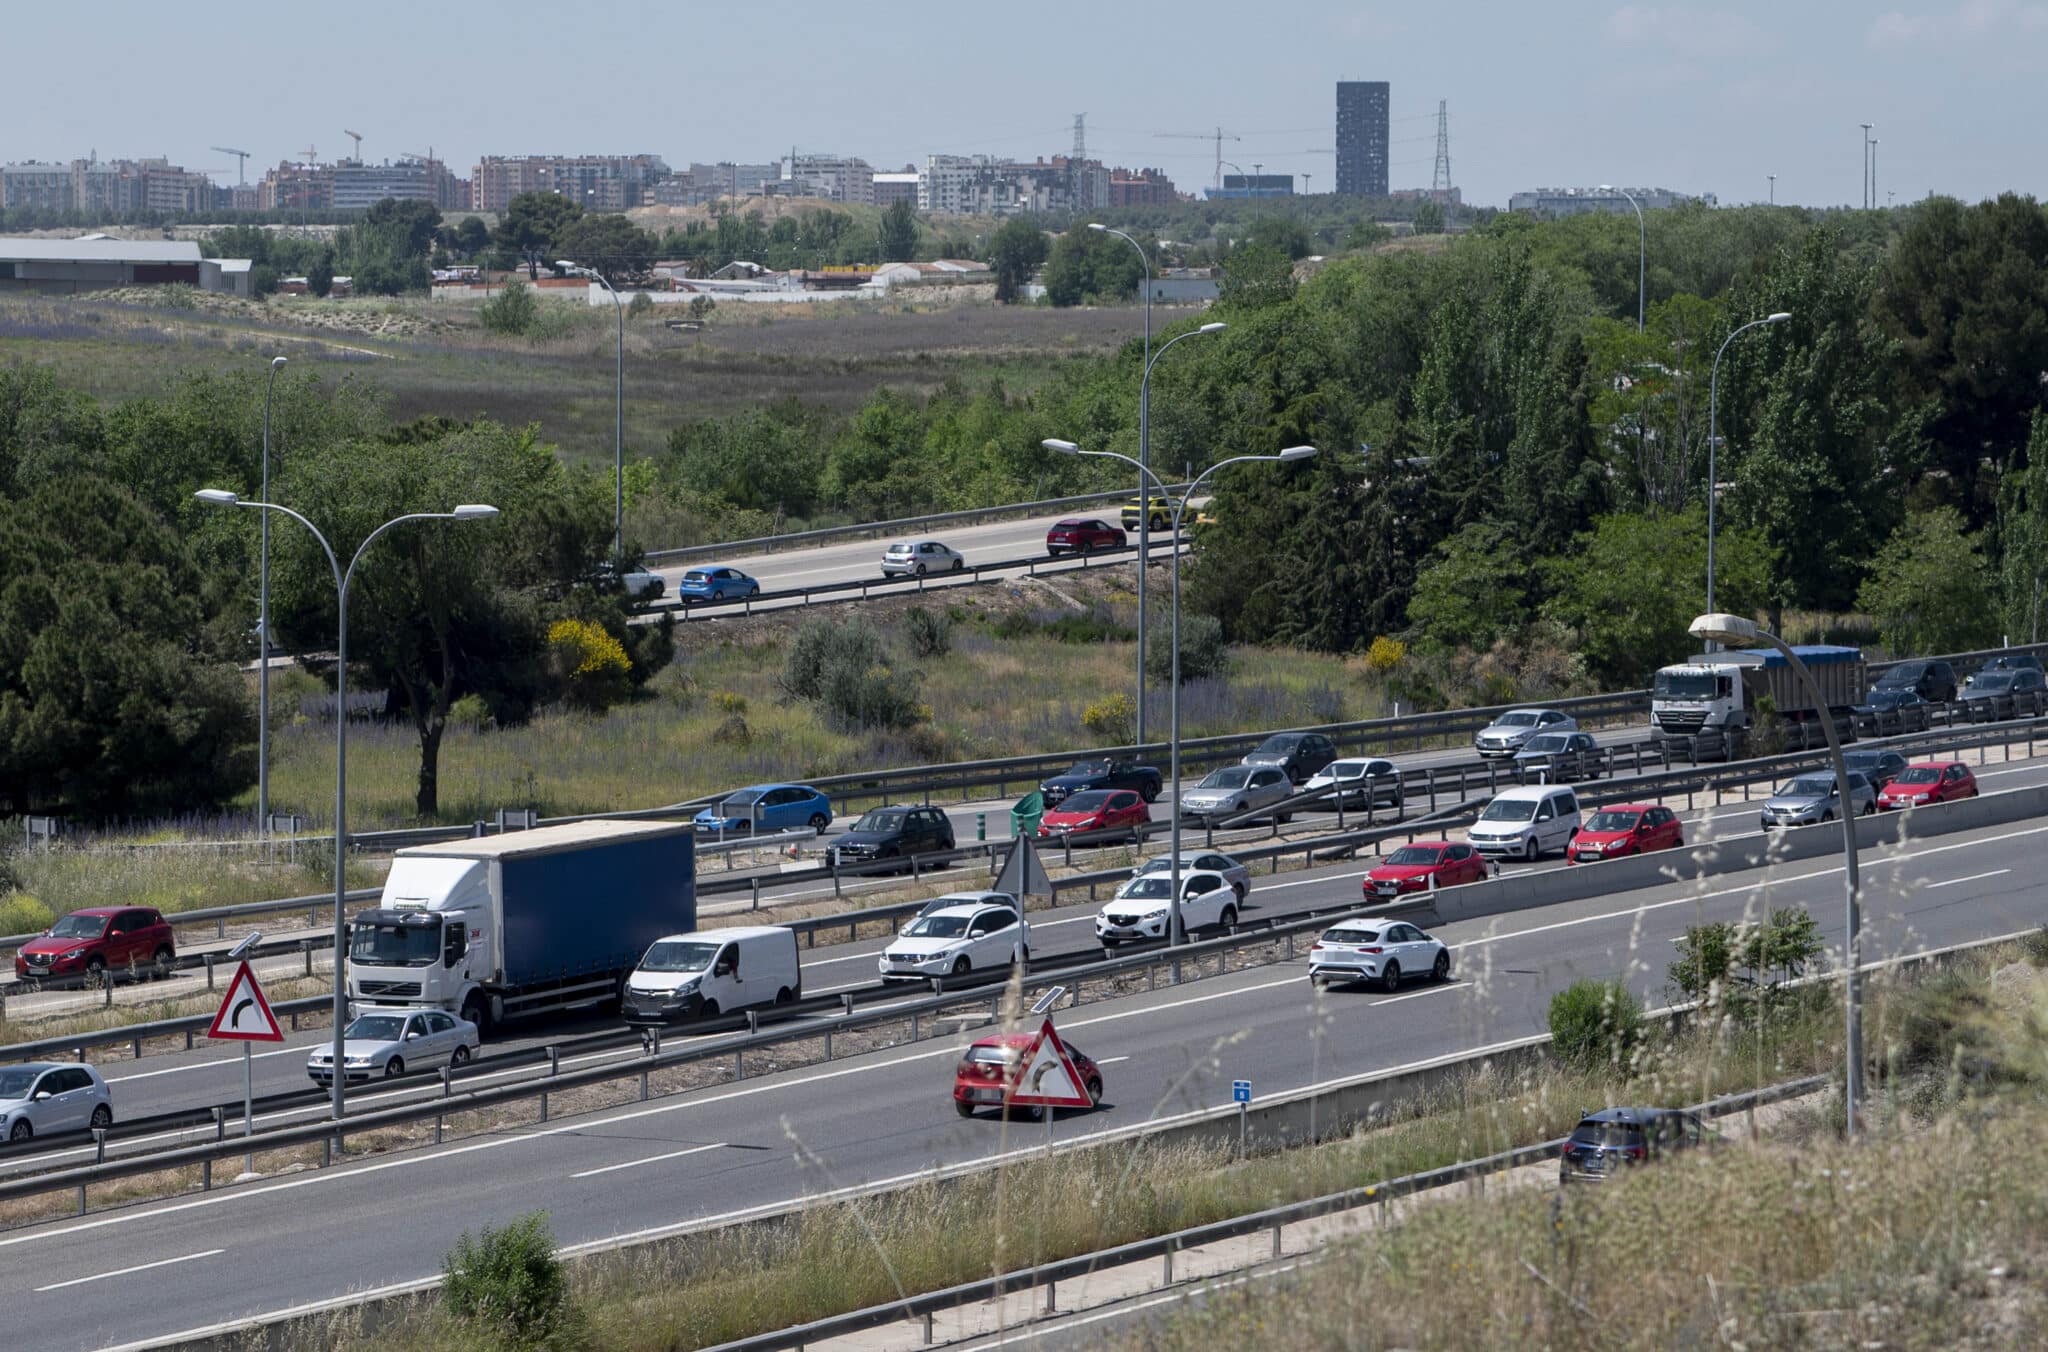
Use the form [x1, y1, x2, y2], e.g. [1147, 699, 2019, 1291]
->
[258, 355, 287, 845]
[1690, 613, 1863, 1136]
[1599, 185, 1646, 332]
[1706, 312, 1792, 616]
[198, 489, 499, 1121]
[560, 259, 625, 562]
[1044, 439, 1316, 948]
[1087, 223, 1158, 743]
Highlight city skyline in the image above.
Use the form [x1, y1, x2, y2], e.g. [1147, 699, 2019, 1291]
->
[5, 0, 2044, 208]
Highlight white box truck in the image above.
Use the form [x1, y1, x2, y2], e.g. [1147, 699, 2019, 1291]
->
[1650, 645, 1866, 761]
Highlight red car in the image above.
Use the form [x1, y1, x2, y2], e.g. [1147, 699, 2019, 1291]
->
[1038, 789, 1150, 840]
[953, 1030, 1104, 1119]
[1045, 518, 1126, 555]
[1567, 804, 1684, 864]
[1362, 841, 1488, 902]
[1878, 760, 1980, 810]
[14, 906, 175, 984]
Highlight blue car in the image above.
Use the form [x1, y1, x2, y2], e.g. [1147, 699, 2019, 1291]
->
[694, 784, 833, 836]
[674, 566, 761, 605]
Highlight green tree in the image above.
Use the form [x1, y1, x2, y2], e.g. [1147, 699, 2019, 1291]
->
[987, 217, 1047, 304]
[1412, 200, 1445, 235]
[452, 216, 490, 259]
[1998, 413, 2048, 643]
[494, 192, 585, 279]
[361, 197, 442, 258]
[1044, 227, 1147, 307]
[664, 402, 829, 514]
[307, 250, 334, 298]
[1405, 521, 1528, 651]
[1855, 508, 1997, 655]
[1547, 978, 1642, 1070]
[878, 199, 918, 262]
[1218, 243, 1295, 310]
[479, 281, 540, 337]
[551, 212, 658, 285]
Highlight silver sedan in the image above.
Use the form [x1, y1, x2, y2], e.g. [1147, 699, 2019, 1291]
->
[1178, 765, 1295, 824]
[308, 1009, 480, 1084]
[0, 1062, 112, 1145]
[881, 540, 966, 577]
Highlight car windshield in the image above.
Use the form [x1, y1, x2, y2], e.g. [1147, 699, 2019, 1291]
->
[1522, 734, 1571, 753]
[1383, 846, 1445, 866]
[1583, 811, 1643, 833]
[852, 809, 907, 832]
[1121, 878, 1172, 899]
[0, 1068, 40, 1098]
[1481, 798, 1538, 822]
[349, 921, 440, 967]
[1780, 776, 1836, 797]
[1570, 1121, 1645, 1148]
[1065, 761, 1110, 776]
[1654, 671, 1719, 699]
[48, 914, 108, 938]
[1199, 768, 1254, 789]
[1975, 673, 2015, 690]
[905, 914, 972, 938]
[342, 1015, 407, 1041]
[1324, 927, 1380, 944]
[1059, 791, 1111, 812]
[1256, 735, 1303, 752]
[1875, 665, 1924, 687]
[1494, 711, 1541, 728]
[1894, 767, 1943, 785]
[1868, 689, 1914, 707]
[639, 940, 721, 973]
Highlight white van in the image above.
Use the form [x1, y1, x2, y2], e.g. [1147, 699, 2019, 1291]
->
[1467, 785, 1581, 861]
[622, 926, 801, 1025]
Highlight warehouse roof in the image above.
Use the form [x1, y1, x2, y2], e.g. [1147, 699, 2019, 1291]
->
[0, 237, 203, 264]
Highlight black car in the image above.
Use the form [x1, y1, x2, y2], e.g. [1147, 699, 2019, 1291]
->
[1841, 748, 1908, 790]
[1852, 686, 1933, 735]
[1039, 759, 1162, 807]
[1513, 731, 1604, 784]
[1957, 668, 2047, 722]
[1559, 1107, 1714, 1185]
[1976, 653, 2045, 681]
[1872, 659, 1958, 704]
[1240, 732, 1338, 784]
[829, 806, 955, 871]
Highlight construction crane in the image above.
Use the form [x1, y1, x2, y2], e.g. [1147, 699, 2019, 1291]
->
[212, 146, 251, 186]
[343, 129, 363, 162]
[298, 144, 318, 165]
[1155, 126, 1239, 192]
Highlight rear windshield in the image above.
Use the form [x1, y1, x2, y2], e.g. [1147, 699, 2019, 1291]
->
[1323, 928, 1380, 945]
[1570, 1121, 1645, 1148]
[966, 1045, 1019, 1065]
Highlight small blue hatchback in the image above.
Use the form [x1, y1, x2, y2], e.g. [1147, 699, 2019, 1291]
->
[694, 784, 833, 835]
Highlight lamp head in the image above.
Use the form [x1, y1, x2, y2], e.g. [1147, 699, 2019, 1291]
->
[270, 356, 288, 370]
[195, 489, 240, 507]
[1689, 613, 1761, 646]
[1277, 445, 1317, 462]
[452, 504, 500, 520]
[1197, 322, 1226, 334]
[1086, 223, 1107, 232]
[1041, 438, 1080, 455]
[1766, 311, 1792, 323]
[227, 931, 264, 960]
[1598, 183, 1613, 191]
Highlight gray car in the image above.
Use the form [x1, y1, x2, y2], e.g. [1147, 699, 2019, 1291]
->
[307, 1009, 480, 1084]
[1473, 708, 1576, 758]
[881, 540, 965, 577]
[1760, 770, 1877, 829]
[1179, 765, 1295, 823]
[1513, 731, 1603, 783]
[0, 1062, 111, 1144]
[1133, 851, 1253, 901]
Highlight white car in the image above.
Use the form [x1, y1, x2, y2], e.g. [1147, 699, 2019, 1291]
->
[620, 566, 664, 600]
[1473, 708, 1577, 758]
[1302, 758, 1405, 811]
[1308, 919, 1450, 991]
[0, 1062, 112, 1145]
[1132, 851, 1251, 901]
[877, 902, 1029, 980]
[1096, 869, 1238, 946]
[307, 1009, 480, 1084]
[881, 540, 966, 577]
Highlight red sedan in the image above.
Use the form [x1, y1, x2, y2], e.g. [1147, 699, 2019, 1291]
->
[1568, 804, 1684, 864]
[1362, 841, 1488, 902]
[954, 1031, 1104, 1119]
[14, 906, 176, 984]
[1878, 761, 1980, 810]
[1046, 518, 1126, 555]
[1039, 789, 1150, 841]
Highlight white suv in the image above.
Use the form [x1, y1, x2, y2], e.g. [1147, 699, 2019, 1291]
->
[1095, 870, 1238, 946]
[1467, 785, 1581, 861]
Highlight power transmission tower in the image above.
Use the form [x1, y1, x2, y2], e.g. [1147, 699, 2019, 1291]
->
[1431, 101, 1452, 196]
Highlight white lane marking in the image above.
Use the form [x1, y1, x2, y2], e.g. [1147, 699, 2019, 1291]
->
[1372, 984, 1459, 1006]
[1927, 869, 2012, 890]
[35, 1248, 223, 1291]
[106, 1046, 305, 1083]
[1095, 1056, 1132, 1065]
[570, 1141, 726, 1179]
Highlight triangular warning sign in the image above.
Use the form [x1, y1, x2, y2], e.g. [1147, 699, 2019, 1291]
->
[207, 960, 285, 1042]
[994, 834, 1053, 898]
[1006, 1017, 1093, 1108]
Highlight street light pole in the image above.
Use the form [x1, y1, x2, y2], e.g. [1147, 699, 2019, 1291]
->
[1706, 312, 1792, 615]
[1691, 613, 1863, 1136]
[197, 490, 498, 1122]
[1088, 223, 1154, 744]
[1601, 185, 1646, 332]
[258, 355, 287, 846]
[1044, 440, 1315, 948]
[562, 259, 625, 562]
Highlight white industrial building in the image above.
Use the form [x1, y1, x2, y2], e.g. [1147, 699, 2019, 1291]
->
[0, 238, 253, 297]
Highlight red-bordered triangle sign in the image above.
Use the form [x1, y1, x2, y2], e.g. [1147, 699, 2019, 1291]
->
[1006, 1017, 1093, 1108]
[207, 960, 285, 1042]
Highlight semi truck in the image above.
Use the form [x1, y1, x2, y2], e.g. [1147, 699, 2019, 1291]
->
[1650, 645, 1867, 761]
[347, 819, 696, 1034]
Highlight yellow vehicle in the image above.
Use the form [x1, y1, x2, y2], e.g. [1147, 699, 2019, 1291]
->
[1121, 495, 1174, 531]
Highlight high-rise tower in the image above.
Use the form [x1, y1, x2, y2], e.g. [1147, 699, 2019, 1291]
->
[1335, 81, 1389, 196]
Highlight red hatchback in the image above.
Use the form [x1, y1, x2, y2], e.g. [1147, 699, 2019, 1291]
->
[953, 1031, 1104, 1119]
[1363, 841, 1488, 902]
[1878, 761, 1980, 810]
[1039, 789, 1150, 841]
[14, 907, 175, 984]
[1568, 804, 1684, 864]
[1045, 518, 1126, 555]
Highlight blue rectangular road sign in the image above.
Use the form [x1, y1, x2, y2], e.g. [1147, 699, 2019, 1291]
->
[1232, 1079, 1251, 1104]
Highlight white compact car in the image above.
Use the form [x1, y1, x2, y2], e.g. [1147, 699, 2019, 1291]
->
[1308, 919, 1450, 991]
[1095, 869, 1238, 946]
[881, 540, 966, 577]
[307, 1009, 480, 1084]
[878, 901, 1028, 980]
[1466, 785, 1582, 861]
[0, 1062, 112, 1145]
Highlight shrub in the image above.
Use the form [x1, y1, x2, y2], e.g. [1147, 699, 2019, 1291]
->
[626, 291, 654, 319]
[688, 294, 716, 319]
[480, 280, 540, 337]
[781, 617, 886, 702]
[991, 605, 1131, 644]
[441, 1211, 577, 1349]
[1083, 692, 1137, 743]
[903, 606, 953, 659]
[781, 617, 924, 731]
[0, 892, 53, 937]
[1548, 979, 1643, 1070]
[1145, 613, 1229, 684]
[448, 693, 491, 733]
[711, 690, 748, 715]
[1364, 635, 1407, 672]
[546, 618, 632, 711]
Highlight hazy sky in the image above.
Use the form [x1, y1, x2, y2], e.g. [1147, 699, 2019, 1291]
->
[8, 0, 2043, 207]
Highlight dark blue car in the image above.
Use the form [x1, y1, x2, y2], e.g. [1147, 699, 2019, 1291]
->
[694, 784, 833, 835]
[674, 566, 761, 605]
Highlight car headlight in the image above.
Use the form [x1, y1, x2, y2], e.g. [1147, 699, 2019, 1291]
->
[345, 1056, 372, 1066]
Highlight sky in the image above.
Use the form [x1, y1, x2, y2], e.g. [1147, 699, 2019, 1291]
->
[7, 0, 2044, 208]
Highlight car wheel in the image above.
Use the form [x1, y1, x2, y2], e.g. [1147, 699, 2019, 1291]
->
[153, 945, 175, 978]
[1380, 961, 1402, 994]
[1087, 1078, 1104, 1108]
[952, 558, 964, 572]
[914, 563, 927, 577]
[1025, 1104, 1047, 1123]
[952, 956, 970, 977]
[1219, 904, 1238, 931]
[1433, 950, 1451, 983]
[460, 993, 490, 1037]
[8, 1119, 30, 1143]
[384, 1057, 405, 1079]
[1522, 837, 1539, 863]
[451, 1046, 471, 1068]
[711, 589, 726, 601]
[89, 1104, 112, 1131]
[809, 813, 830, 834]
[86, 956, 107, 984]
[955, 1099, 976, 1118]
[776, 985, 796, 1004]
[1279, 812, 1295, 825]
[701, 999, 721, 1018]
[1140, 783, 1158, 803]
[1821, 811, 1836, 823]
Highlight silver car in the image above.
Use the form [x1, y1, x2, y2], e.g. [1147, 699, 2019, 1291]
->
[1178, 765, 1295, 823]
[881, 540, 965, 578]
[1133, 851, 1252, 901]
[1474, 708, 1577, 758]
[1302, 758, 1405, 810]
[1760, 770, 1877, 829]
[1, 1062, 112, 1145]
[307, 1009, 480, 1084]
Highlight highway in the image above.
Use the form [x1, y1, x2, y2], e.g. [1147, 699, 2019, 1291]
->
[6, 800, 2045, 1349]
